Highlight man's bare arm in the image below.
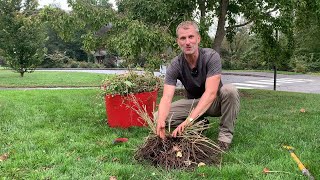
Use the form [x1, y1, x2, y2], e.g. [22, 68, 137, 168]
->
[156, 84, 176, 139]
[171, 74, 220, 137]
[189, 74, 221, 119]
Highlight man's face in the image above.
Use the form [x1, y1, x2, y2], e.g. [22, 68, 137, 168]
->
[176, 25, 201, 55]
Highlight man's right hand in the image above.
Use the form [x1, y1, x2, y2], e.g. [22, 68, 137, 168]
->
[156, 120, 166, 139]
[155, 84, 175, 140]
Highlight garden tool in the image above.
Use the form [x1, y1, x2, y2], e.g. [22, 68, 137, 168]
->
[283, 145, 314, 180]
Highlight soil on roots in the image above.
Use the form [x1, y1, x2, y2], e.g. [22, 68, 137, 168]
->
[134, 135, 222, 170]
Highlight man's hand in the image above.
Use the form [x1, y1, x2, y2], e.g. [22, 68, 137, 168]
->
[156, 120, 166, 139]
[171, 120, 189, 137]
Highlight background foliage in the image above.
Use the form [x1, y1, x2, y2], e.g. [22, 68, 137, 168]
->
[0, 0, 320, 73]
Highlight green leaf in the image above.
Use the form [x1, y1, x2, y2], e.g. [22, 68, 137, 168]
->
[124, 80, 133, 87]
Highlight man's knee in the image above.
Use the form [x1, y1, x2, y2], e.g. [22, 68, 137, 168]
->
[220, 84, 239, 98]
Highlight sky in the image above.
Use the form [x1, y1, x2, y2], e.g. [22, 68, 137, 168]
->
[38, 0, 71, 10]
[38, 0, 116, 10]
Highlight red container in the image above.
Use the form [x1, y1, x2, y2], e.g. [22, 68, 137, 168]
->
[105, 90, 158, 128]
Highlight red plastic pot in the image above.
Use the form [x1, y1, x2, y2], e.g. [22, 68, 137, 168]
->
[104, 90, 158, 128]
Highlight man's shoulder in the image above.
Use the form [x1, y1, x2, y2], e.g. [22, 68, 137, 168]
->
[200, 48, 220, 63]
[169, 53, 183, 67]
[171, 53, 183, 62]
[200, 48, 217, 56]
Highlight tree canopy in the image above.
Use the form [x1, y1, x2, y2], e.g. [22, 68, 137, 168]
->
[41, 0, 172, 70]
[0, 0, 47, 77]
[1, 0, 319, 72]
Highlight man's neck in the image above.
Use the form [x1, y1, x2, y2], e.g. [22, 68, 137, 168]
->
[184, 50, 199, 68]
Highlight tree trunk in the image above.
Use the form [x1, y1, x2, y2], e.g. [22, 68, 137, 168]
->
[20, 71, 24, 77]
[198, 0, 206, 18]
[198, 0, 206, 33]
[212, 0, 229, 54]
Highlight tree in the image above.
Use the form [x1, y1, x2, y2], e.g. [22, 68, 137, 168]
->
[42, 0, 298, 70]
[117, 0, 196, 36]
[291, 0, 320, 72]
[117, 0, 214, 47]
[116, 0, 296, 56]
[0, 0, 47, 77]
[41, 0, 172, 70]
[44, 25, 88, 61]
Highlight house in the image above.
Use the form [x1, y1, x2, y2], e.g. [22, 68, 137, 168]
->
[92, 49, 107, 64]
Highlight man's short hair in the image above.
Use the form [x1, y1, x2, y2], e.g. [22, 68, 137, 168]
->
[176, 21, 200, 37]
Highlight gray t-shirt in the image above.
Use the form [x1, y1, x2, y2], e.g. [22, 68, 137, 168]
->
[165, 48, 222, 99]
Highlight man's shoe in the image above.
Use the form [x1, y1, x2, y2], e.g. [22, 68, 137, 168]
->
[218, 141, 230, 151]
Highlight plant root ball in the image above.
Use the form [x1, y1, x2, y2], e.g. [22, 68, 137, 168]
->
[135, 135, 222, 170]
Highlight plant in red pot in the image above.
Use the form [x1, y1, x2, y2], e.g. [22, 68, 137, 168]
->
[101, 71, 162, 128]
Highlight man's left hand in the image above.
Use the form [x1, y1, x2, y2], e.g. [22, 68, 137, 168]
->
[171, 120, 189, 137]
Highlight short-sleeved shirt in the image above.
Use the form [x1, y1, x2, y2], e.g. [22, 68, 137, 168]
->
[165, 48, 222, 99]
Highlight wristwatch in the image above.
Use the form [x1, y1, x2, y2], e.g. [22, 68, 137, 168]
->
[187, 117, 194, 123]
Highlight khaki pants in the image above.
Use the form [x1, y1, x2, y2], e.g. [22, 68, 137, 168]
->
[155, 84, 240, 143]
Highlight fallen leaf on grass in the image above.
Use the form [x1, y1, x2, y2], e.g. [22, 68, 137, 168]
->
[41, 166, 53, 171]
[262, 167, 292, 174]
[113, 138, 128, 144]
[112, 158, 119, 162]
[0, 153, 9, 162]
[263, 168, 270, 174]
[300, 108, 306, 113]
[198, 173, 206, 177]
[98, 156, 107, 162]
[109, 176, 117, 180]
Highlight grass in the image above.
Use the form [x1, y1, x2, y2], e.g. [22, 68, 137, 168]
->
[0, 69, 319, 179]
[0, 88, 319, 179]
[0, 69, 108, 87]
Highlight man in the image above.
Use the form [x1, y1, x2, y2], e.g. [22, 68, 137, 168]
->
[155, 21, 240, 151]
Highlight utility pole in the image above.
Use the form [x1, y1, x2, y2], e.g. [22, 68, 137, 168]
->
[273, 64, 277, 91]
[273, 29, 279, 91]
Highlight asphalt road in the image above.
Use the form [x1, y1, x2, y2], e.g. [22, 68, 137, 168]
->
[3, 69, 320, 94]
[222, 71, 320, 94]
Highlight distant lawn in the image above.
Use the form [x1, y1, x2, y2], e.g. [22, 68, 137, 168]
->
[0, 69, 109, 87]
[0, 89, 319, 179]
[1, 68, 319, 88]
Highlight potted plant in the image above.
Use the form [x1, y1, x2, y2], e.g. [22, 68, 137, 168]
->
[101, 71, 162, 128]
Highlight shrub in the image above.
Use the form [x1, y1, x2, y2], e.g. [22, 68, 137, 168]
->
[69, 61, 79, 68]
[101, 71, 162, 95]
[292, 60, 308, 73]
[79, 61, 88, 68]
[41, 52, 72, 68]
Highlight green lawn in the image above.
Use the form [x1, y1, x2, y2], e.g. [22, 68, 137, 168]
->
[0, 69, 108, 87]
[0, 89, 319, 179]
[0, 70, 320, 180]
